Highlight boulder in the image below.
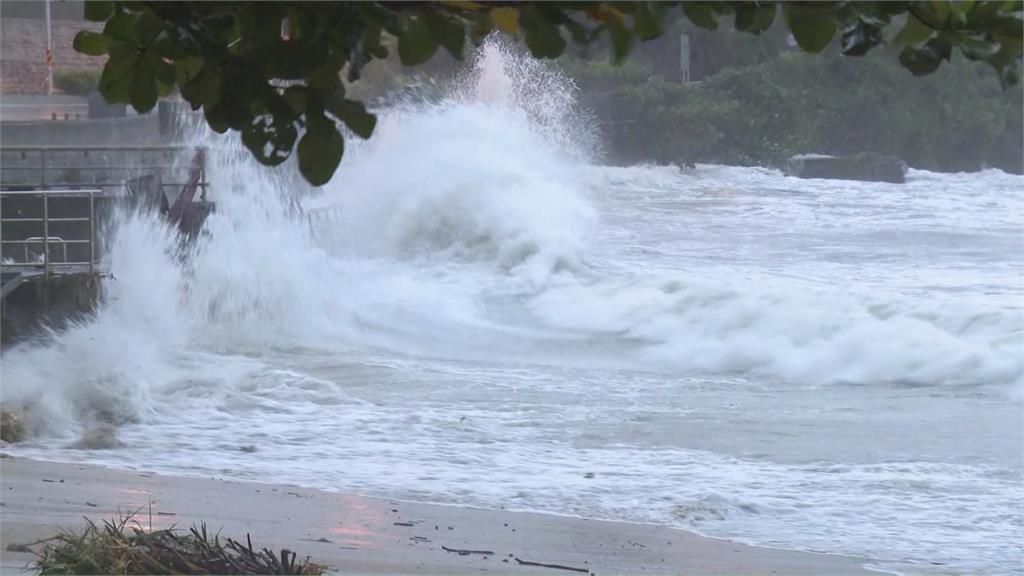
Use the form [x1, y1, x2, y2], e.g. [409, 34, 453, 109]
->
[0, 405, 27, 443]
[784, 152, 908, 184]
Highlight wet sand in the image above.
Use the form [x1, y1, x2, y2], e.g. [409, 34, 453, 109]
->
[0, 456, 872, 575]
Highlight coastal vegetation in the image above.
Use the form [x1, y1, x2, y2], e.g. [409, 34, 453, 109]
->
[53, 69, 101, 97]
[565, 46, 1024, 173]
[28, 515, 323, 575]
[74, 1, 1023, 185]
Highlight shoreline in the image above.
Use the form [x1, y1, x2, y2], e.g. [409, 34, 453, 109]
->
[0, 455, 874, 575]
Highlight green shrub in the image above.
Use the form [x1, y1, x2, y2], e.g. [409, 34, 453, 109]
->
[568, 49, 1023, 173]
[53, 69, 100, 96]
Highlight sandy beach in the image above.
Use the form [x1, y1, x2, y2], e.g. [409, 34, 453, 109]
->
[0, 456, 872, 575]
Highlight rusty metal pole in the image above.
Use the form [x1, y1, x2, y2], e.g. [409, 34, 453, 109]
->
[89, 190, 95, 274]
[45, 0, 54, 95]
[42, 192, 49, 275]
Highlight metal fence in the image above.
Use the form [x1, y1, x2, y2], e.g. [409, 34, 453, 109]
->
[0, 145, 208, 201]
[0, 189, 99, 276]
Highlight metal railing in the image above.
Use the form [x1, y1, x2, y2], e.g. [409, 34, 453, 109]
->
[0, 145, 209, 199]
[0, 189, 99, 276]
[306, 204, 343, 243]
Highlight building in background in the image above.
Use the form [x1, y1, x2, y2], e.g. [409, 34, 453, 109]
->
[1, 1, 101, 96]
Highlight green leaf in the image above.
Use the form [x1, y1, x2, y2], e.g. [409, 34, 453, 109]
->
[398, 15, 439, 65]
[490, 7, 519, 35]
[520, 4, 566, 58]
[734, 4, 776, 34]
[898, 38, 952, 75]
[892, 14, 934, 46]
[783, 5, 837, 53]
[73, 30, 111, 56]
[204, 103, 230, 133]
[98, 43, 137, 102]
[928, 0, 952, 27]
[631, 5, 662, 40]
[241, 116, 297, 166]
[175, 56, 203, 84]
[326, 96, 377, 139]
[83, 1, 113, 22]
[180, 60, 222, 111]
[609, 23, 633, 63]
[130, 58, 158, 112]
[104, 12, 139, 43]
[307, 56, 343, 92]
[283, 86, 309, 114]
[841, 21, 883, 56]
[151, 33, 188, 60]
[429, 13, 466, 59]
[135, 10, 163, 44]
[297, 113, 344, 186]
[148, 52, 176, 86]
[958, 36, 1000, 60]
[682, 2, 718, 31]
[362, 20, 388, 59]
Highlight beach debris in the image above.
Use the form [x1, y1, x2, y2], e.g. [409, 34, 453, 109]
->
[31, 515, 325, 574]
[316, 537, 332, 543]
[393, 521, 415, 527]
[6, 542, 32, 553]
[239, 444, 258, 453]
[514, 557, 590, 573]
[84, 502, 98, 507]
[583, 472, 595, 479]
[441, 546, 494, 556]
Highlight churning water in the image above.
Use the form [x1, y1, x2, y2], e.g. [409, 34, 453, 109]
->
[2, 41, 1022, 575]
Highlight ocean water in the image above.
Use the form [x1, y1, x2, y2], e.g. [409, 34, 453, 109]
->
[2, 42, 1022, 575]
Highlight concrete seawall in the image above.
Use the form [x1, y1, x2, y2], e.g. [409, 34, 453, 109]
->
[1, 272, 99, 347]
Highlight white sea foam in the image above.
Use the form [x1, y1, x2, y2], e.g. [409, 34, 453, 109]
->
[2, 37, 1022, 575]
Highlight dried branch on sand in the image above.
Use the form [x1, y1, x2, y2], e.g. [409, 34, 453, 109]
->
[31, 514, 324, 575]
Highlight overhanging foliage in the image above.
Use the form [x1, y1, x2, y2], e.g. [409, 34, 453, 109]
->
[75, 1, 1024, 185]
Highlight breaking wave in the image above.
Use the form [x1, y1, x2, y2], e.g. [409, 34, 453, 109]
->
[1, 35, 1022, 576]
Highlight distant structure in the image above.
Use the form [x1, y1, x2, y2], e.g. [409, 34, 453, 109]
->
[0, 0, 100, 95]
[679, 33, 691, 83]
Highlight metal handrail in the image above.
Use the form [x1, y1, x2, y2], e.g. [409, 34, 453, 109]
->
[3, 145, 203, 152]
[1, 188, 99, 276]
[22, 236, 68, 263]
[306, 205, 344, 243]
[1, 146, 209, 196]
[0, 189, 100, 196]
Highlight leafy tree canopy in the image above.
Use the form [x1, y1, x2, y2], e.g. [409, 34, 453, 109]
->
[75, 1, 1024, 185]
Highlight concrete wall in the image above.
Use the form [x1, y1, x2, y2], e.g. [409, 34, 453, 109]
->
[1, 272, 100, 347]
[1, 114, 166, 147]
[1, 1, 85, 21]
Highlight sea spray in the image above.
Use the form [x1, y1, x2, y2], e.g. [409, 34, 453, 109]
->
[0, 210, 184, 437]
[1, 37, 1022, 576]
[312, 39, 598, 288]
